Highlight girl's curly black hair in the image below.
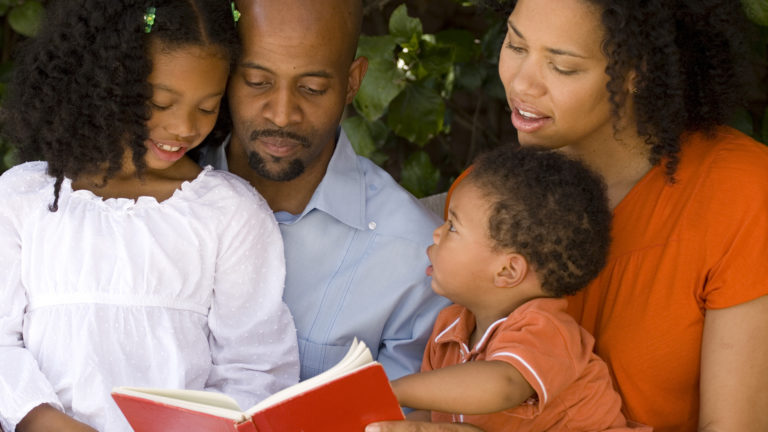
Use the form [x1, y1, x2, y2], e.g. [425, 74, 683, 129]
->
[487, 0, 750, 179]
[468, 145, 612, 297]
[0, 0, 240, 211]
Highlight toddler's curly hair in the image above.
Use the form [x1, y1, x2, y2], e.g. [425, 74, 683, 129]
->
[468, 146, 612, 297]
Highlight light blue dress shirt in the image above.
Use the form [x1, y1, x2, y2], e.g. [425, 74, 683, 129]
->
[199, 130, 451, 381]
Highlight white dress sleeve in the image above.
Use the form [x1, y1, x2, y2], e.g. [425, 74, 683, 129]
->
[0, 165, 64, 431]
[204, 176, 299, 409]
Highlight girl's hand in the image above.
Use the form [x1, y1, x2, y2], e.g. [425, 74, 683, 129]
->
[366, 421, 484, 432]
[16, 404, 98, 432]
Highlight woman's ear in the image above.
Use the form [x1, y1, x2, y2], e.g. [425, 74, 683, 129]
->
[626, 69, 639, 95]
[494, 253, 528, 288]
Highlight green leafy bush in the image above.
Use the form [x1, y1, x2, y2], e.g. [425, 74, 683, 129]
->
[0, 0, 766, 190]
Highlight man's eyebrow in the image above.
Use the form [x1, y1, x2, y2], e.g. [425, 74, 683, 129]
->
[507, 20, 587, 59]
[239, 62, 333, 79]
[151, 84, 223, 99]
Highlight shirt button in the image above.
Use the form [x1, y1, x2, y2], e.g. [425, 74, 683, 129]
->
[368, 221, 377, 230]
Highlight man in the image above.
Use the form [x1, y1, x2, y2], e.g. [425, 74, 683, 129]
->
[199, 0, 450, 383]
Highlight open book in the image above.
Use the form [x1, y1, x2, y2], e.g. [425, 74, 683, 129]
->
[112, 339, 404, 432]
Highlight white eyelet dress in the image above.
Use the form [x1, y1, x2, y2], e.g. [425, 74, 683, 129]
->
[0, 162, 299, 431]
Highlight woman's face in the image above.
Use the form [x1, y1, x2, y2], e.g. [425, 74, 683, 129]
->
[498, 0, 619, 151]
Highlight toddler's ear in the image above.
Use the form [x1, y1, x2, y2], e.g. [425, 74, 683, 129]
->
[494, 253, 528, 288]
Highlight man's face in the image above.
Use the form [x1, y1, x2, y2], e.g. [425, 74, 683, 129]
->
[227, 1, 366, 181]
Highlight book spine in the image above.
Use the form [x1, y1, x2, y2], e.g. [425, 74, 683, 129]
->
[235, 420, 259, 432]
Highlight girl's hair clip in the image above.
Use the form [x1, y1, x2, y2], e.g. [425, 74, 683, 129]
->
[144, 6, 157, 33]
[231, 2, 241, 25]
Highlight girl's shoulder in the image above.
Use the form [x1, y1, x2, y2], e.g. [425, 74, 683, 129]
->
[0, 161, 53, 195]
[185, 166, 271, 212]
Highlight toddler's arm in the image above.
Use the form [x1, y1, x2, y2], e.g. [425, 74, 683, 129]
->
[391, 360, 534, 415]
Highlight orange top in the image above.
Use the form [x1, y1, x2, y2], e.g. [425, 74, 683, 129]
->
[423, 299, 646, 432]
[565, 127, 768, 431]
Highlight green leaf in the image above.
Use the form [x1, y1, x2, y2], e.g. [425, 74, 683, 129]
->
[729, 107, 754, 137]
[2, 144, 17, 172]
[389, 4, 423, 42]
[742, 0, 768, 26]
[386, 84, 446, 146]
[8, 1, 45, 37]
[761, 107, 768, 145]
[354, 35, 407, 120]
[400, 150, 440, 198]
[421, 42, 454, 77]
[435, 29, 479, 63]
[342, 116, 376, 157]
[341, 116, 390, 164]
[480, 20, 506, 64]
[483, 72, 507, 101]
[454, 62, 487, 91]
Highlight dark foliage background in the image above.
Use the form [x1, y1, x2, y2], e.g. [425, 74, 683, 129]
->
[1, 0, 766, 197]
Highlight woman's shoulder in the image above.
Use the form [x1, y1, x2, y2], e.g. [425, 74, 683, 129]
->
[682, 127, 768, 177]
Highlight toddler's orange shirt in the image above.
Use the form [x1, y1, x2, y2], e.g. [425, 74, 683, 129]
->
[423, 299, 645, 432]
[566, 127, 768, 431]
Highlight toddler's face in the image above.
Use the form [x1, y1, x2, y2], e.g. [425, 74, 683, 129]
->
[427, 181, 504, 307]
[144, 41, 230, 170]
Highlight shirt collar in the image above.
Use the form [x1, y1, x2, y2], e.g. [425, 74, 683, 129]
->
[299, 128, 367, 230]
[202, 128, 367, 230]
[434, 307, 509, 354]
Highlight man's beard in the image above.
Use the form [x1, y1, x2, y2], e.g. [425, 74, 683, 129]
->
[246, 128, 310, 182]
[247, 151, 305, 181]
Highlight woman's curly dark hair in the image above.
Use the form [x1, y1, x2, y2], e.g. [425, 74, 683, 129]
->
[486, 0, 750, 179]
[0, 0, 240, 211]
[467, 145, 612, 297]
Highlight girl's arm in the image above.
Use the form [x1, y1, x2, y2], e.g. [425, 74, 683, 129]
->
[392, 360, 534, 414]
[204, 183, 299, 407]
[699, 294, 768, 431]
[16, 404, 96, 432]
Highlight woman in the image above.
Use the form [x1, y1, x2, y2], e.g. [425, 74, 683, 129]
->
[368, 0, 768, 431]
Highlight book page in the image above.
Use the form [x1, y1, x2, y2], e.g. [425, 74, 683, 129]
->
[112, 387, 246, 420]
[244, 338, 376, 415]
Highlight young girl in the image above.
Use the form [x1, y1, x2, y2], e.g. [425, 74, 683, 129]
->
[0, 1, 299, 431]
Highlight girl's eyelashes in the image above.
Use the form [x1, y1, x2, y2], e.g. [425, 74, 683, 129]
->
[150, 101, 170, 110]
[447, 220, 456, 233]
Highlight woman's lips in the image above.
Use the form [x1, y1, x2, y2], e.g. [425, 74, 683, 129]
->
[510, 105, 552, 133]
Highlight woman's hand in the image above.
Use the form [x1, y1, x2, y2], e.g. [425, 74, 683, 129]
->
[366, 421, 484, 432]
[16, 404, 97, 432]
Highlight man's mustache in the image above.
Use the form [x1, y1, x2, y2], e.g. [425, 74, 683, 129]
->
[249, 129, 311, 148]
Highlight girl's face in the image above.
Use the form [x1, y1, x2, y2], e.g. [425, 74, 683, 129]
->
[498, 0, 618, 151]
[144, 42, 230, 170]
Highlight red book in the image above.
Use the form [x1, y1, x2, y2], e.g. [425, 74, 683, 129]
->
[112, 339, 404, 432]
